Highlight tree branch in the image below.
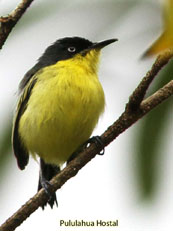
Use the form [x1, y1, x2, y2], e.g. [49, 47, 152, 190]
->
[0, 50, 173, 231]
[127, 50, 173, 110]
[0, 0, 34, 49]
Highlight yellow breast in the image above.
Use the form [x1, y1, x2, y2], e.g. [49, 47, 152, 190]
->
[19, 51, 105, 165]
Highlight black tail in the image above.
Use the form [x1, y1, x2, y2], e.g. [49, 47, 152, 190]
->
[38, 158, 60, 209]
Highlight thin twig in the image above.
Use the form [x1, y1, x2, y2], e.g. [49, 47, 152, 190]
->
[127, 50, 173, 110]
[0, 52, 173, 231]
[0, 0, 34, 49]
[101, 80, 173, 147]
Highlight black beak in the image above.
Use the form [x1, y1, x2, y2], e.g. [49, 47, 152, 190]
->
[81, 38, 118, 55]
[91, 38, 118, 49]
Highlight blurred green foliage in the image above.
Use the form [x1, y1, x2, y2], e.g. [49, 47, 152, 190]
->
[135, 59, 173, 199]
[0, 119, 13, 184]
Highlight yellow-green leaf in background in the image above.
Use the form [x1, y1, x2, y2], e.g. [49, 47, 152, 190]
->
[143, 0, 173, 57]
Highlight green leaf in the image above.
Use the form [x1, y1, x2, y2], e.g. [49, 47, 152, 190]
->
[0, 119, 13, 184]
[135, 59, 173, 199]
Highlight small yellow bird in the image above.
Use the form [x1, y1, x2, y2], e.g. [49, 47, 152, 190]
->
[12, 37, 117, 208]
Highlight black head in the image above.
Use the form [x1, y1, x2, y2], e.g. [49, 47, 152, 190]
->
[19, 37, 117, 91]
[38, 37, 93, 66]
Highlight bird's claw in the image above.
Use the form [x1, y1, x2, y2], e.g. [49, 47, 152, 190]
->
[85, 135, 105, 155]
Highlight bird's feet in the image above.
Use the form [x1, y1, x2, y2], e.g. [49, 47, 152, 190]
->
[67, 135, 105, 164]
[85, 135, 105, 155]
[39, 175, 58, 209]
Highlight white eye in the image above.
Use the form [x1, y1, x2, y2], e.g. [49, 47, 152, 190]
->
[68, 47, 76, 52]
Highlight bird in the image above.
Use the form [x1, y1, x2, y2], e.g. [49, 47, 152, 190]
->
[12, 36, 117, 209]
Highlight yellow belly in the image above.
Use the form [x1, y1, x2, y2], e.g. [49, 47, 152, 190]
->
[19, 61, 105, 166]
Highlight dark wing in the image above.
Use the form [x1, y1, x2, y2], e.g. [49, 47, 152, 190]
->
[12, 69, 39, 170]
[12, 57, 52, 169]
[19, 56, 57, 92]
[19, 62, 43, 92]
